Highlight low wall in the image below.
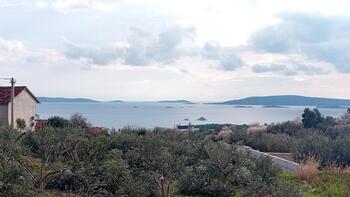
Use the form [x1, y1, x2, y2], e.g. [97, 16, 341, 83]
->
[238, 146, 300, 173]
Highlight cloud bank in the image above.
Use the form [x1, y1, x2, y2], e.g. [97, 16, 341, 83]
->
[250, 12, 350, 73]
[63, 26, 245, 70]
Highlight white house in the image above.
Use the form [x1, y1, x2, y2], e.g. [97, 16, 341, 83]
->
[0, 86, 39, 130]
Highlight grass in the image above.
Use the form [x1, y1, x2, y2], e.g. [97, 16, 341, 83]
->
[303, 171, 350, 197]
[278, 162, 350, 197]
[298, 156, 319, 182]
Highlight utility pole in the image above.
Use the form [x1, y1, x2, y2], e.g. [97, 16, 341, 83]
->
[10, 77, 16, 128]
[0, 77, 16, 128]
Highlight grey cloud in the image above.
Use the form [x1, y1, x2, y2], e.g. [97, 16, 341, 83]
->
[252, 64, 287, 73]
[64, 26, 197, 66]
[202, 41, 221, 59]
[64, 42, 124, 65]
[250, 13, 350, 72]
[202, 41, 244, 70]
[126, 26, 197, 65]
[64, 27, 245, 71]
[219, 52, 244, 71]
[251, 62, 329, 76]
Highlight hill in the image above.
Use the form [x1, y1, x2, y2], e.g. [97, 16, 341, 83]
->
[217, 95, 350, 106]
[158, 100, 193, 104]
[38, 97, 99, 103]
[110, 100, 124, 102]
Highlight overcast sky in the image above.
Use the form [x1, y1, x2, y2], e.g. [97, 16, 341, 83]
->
[1, 0, 350, 101]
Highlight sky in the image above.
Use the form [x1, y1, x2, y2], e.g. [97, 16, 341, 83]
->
[1, 0, 350, 101]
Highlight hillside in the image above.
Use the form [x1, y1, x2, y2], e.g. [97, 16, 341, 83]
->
[158, 100, 193, 104]
[38, 97, 99, 103]
[218, 95, 350, 106]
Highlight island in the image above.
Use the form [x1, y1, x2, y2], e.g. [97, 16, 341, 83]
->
[158, 100, 194, 104]
[215, 95, 350, 106]
[38, 97, 99, 103]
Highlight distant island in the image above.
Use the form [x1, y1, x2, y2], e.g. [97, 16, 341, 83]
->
[216, 95, 350, 106]
[38, 97, 99, 103]
[110, 100, 124, 103]
[233, 105, 253, 108]
[262, 105, 288, 108]
[317, 105, 348, 109]
[158, 100, 193, 104]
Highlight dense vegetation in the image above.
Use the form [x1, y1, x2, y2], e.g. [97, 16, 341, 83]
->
[225, 108, 350, 166]
[1, 108, 350, 196]
[0, 115, 298, 197]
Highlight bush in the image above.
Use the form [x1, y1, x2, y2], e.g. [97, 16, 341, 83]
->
[244, 157, 300, 197]
[178, 142, 245, 196]
[245, 132, 296, 153]
[266, 121, 303, 136]
[0, 127, 34, 196]
[16, 118, 26, 131]
[70, 113, 91, 128]
[298, 156, 320, 182]
[1, 124, 303, 196]
[293, 133, 350, 166]
[46, 172, 88, 194]
[47, 116, 71, 128]
[293, 134, 332, 164]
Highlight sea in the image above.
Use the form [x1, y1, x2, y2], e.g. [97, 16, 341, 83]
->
[37, 102, 348, 129]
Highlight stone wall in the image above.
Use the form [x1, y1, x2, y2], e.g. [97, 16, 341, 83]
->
[238, 146, 300, 173]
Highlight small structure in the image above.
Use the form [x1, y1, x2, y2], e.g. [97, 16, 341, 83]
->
[176, 123, 199, 132]
[0, 86, 40, 130]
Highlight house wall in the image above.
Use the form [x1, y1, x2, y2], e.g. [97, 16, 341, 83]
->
[8, 90, 37, 130]
[0, 104, 8, 125]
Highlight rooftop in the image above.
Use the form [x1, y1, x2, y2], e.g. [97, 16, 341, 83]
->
[0, 86, 40, 104]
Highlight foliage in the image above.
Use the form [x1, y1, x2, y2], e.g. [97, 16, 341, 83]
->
[302, 108, 323, 129]
[232, 108, 350, 166]
[0, 122, 301, 196]
[0, 127, 34, 196]
[303, 170, 350, 197]
[245, 132, 296, 153]
[70, 113, 91, 128]
[47, 116, 71, 128]
[16, 118, 26, 131]
[266, 121, 303, 136]
[298, 156, 320, 182]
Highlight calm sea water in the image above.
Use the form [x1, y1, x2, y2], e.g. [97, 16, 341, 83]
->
[37, 102, 348, 129]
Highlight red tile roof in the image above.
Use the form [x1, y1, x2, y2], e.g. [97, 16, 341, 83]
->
[0, 86, 40, 104]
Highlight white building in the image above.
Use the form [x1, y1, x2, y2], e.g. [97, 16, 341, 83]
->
[0, 86, 39, 130]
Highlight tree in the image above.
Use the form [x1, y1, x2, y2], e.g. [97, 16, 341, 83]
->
[301, 108, 323, 129]
[0, 127, 34, 196]
[47, 116, 71, 128]
[22, 128, 69, 191]
[70, 113, 91, 128]
[178, 142, 245, 196]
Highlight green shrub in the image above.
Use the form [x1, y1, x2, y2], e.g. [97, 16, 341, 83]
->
[245, 132, 296, 152]
[47, 116, 71, 128]
[266, 121, 303, 136]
